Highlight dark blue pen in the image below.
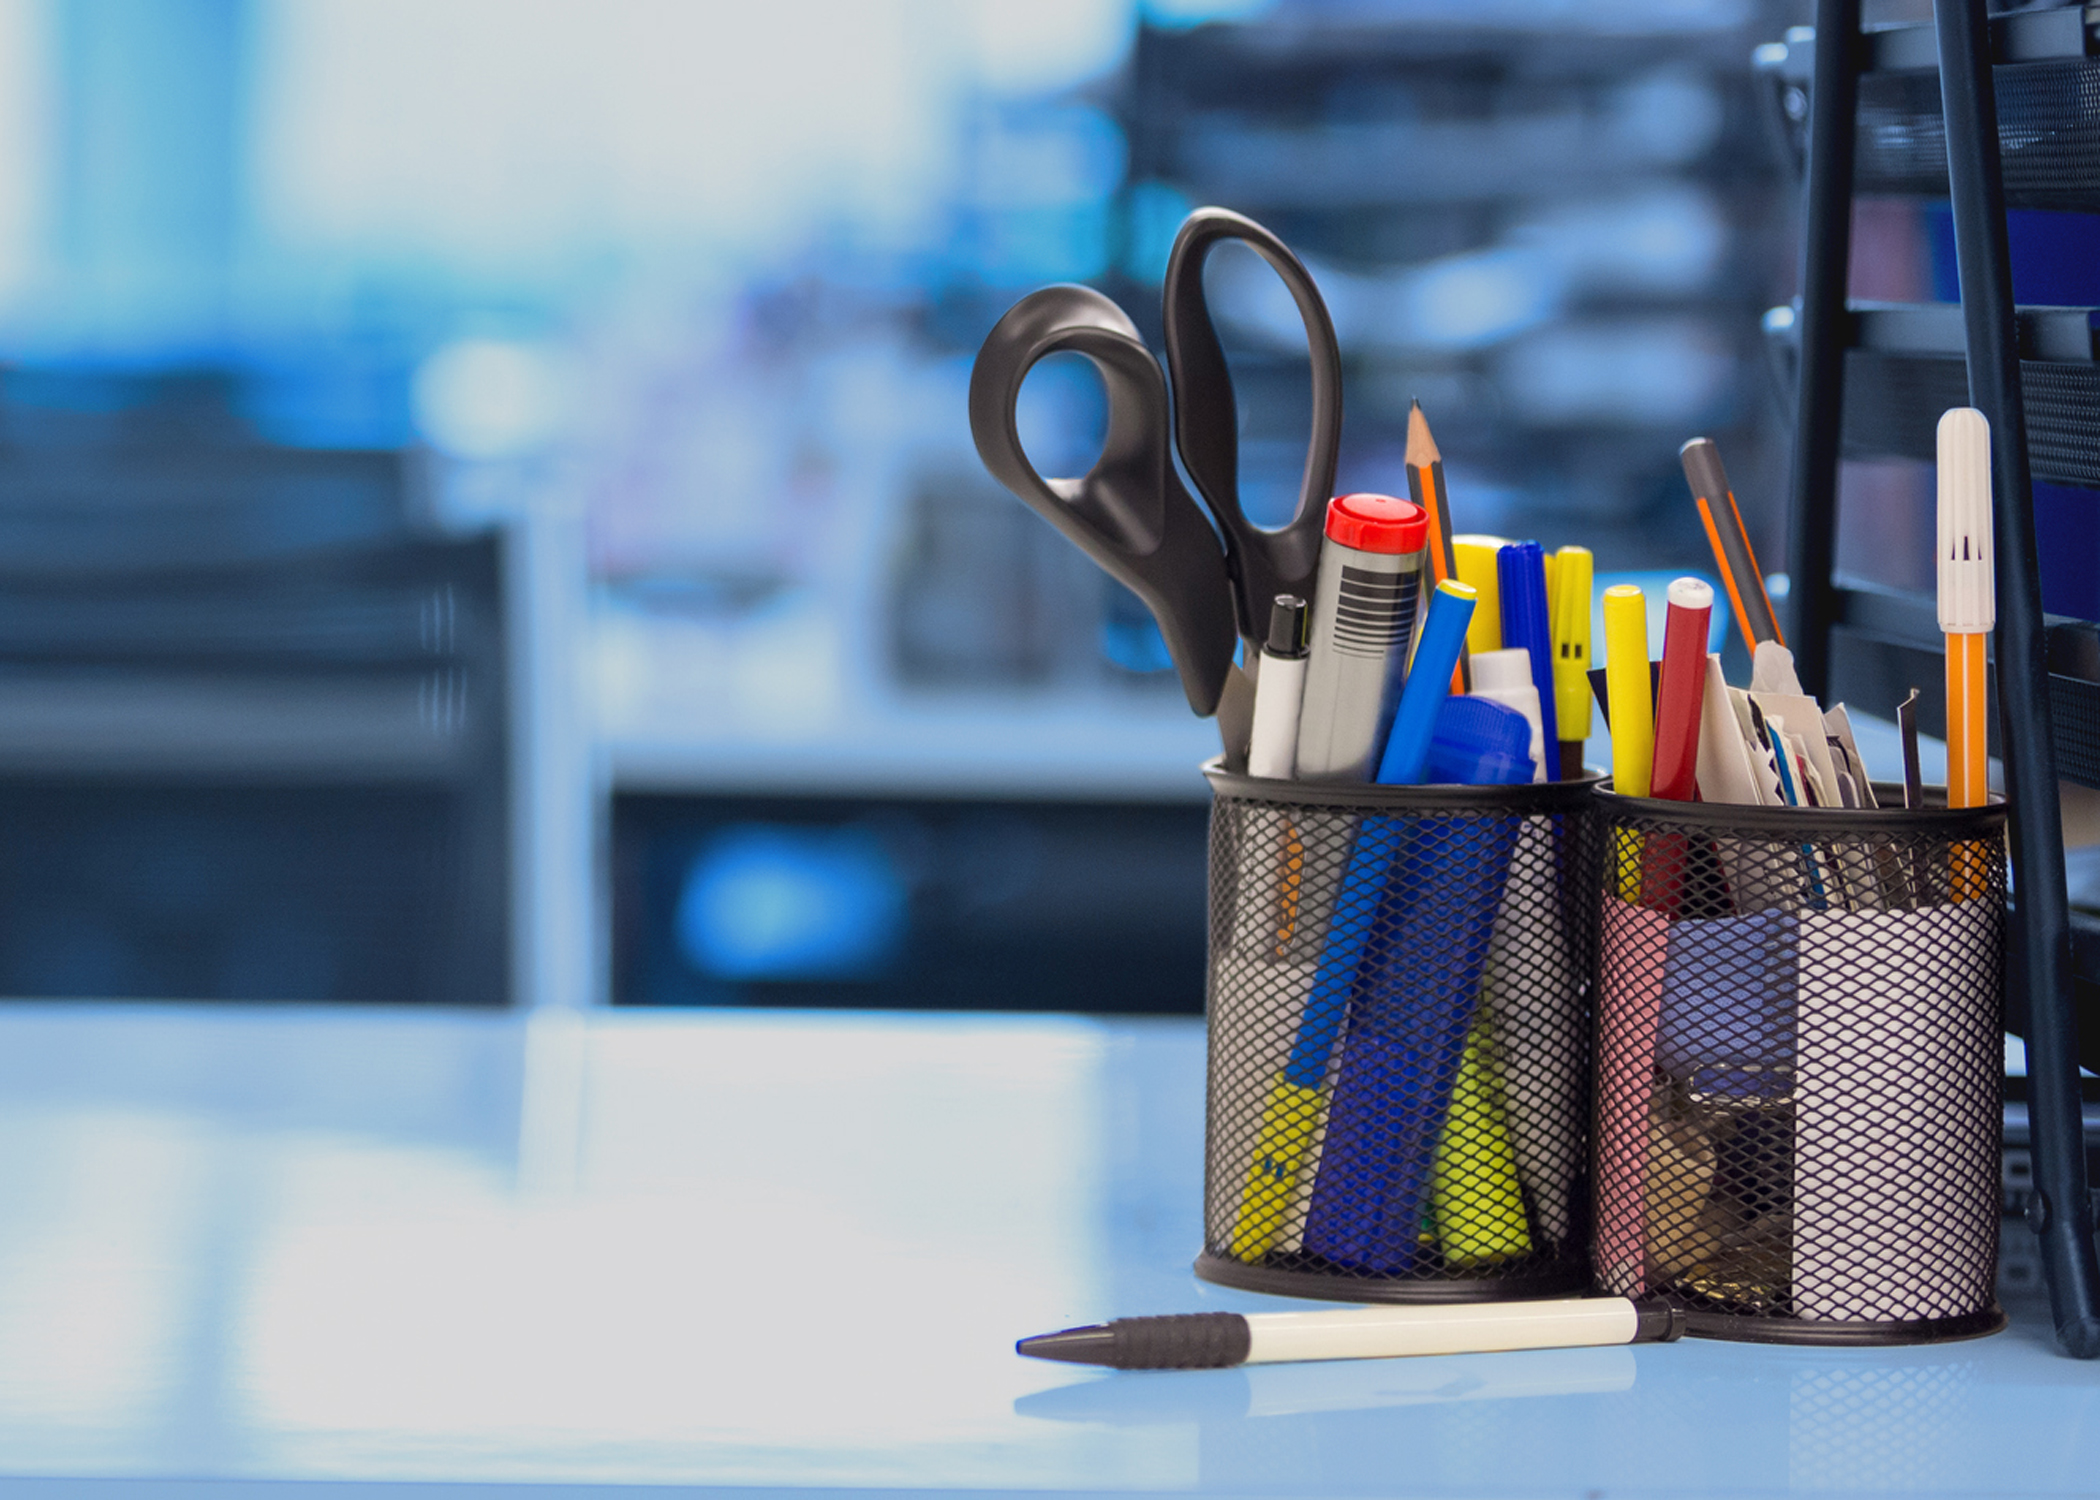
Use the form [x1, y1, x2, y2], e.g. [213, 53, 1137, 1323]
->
[1497, 542, 1558, 763]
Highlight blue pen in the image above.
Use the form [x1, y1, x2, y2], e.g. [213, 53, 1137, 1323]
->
[1300, 695, 1533, 1273]
[1497, 543, 1559, 761]
[1377, 581, 1477, 785]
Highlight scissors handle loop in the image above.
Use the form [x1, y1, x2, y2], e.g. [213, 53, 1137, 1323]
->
[1164, 208, 1343, 641]
[967, 284, 1237, 716]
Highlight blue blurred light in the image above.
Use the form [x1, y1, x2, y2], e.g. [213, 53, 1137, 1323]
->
[1101, 613, 1176, 675]
[1143, 0, 1276, 26]
[1122, 179, 1195, 286]
[411, 338, 569, 459]
[675, 825, 906, 982]
[1014, 350, 1109, 479]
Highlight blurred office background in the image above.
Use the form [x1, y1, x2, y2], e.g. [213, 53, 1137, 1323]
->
[0, 0, 1810, 1012]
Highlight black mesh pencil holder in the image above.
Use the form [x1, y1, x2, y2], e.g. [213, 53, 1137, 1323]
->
[1197, 762, 1601, 1303]
[1592, 784, 2007, 1345]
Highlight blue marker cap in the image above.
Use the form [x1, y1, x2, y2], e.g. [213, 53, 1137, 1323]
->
[1374, 580, 1476, 785]
[1425, 696, 1536, 786]
[1496, 541, 1559, 756]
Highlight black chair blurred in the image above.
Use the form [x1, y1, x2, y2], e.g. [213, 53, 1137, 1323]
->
[0, 368, 511, 1005]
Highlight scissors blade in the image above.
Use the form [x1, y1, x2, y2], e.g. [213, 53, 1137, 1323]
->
[1163, 208, 1341, 640]
[1215, 659, 1257, 773]
[969, 284, 1239, 717]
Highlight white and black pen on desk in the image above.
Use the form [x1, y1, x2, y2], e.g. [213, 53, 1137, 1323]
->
[1020, 1298, 1686, 1371]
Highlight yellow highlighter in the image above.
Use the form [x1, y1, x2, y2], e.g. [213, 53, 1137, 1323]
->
[1551, 547, 1594, 779]
[1603, 585, 1653, 901]
[1230, 1075, 1326, 1261]
[1452, 535, 1509, 657]
[1430, 1019, 1534, 1266]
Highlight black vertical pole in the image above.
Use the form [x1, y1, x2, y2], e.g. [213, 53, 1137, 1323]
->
[1786, 0, 1860, 701]
[1934, 0, 2100, 1357]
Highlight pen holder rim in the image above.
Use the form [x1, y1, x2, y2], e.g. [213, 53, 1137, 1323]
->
[1204, 758, 1603, 810]
[1594, 780, 2005, 838]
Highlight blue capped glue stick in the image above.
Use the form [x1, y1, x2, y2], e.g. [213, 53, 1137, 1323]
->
[1426, 696, 1537, 787]
[1376, 581, 1476, 786]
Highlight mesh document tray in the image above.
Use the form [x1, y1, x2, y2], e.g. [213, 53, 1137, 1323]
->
[1593, 784, 2006, 1345]
[1855, 56, 2100, 212]
[1198, 765, 1599, 1303]
[1842, 349, 2100, 492]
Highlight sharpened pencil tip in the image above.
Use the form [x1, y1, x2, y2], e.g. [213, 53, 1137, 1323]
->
[1405, 401, 1440, 466]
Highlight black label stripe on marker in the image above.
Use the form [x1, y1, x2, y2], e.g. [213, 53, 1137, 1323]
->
[1332, 566, 1417, 655]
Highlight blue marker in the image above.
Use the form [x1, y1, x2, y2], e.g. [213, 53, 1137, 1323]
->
[1497, 542, 1559, 762]
[1377, 581, 1477, 785]
[1301, 694, 1533, 1271]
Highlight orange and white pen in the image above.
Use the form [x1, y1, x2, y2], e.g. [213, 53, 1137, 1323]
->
[1937, 407, 1993, 815]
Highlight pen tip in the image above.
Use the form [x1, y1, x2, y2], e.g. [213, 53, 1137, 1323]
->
[1018, 1326, 1120, 1366]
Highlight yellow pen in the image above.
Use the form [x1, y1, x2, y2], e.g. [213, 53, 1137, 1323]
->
[1452, 534, 1508, 657]
[1603, 585, 1652, 902]
[1551, 547, 1594, 780]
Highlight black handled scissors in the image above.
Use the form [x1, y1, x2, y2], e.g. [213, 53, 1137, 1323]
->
[968, 208, 1343, 740]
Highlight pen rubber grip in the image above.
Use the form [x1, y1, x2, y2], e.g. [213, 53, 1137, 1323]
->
[1106, 1313, 1252, 1370]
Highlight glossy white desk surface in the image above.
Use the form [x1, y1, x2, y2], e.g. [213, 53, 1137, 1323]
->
[0, 1003, 2090, 1500]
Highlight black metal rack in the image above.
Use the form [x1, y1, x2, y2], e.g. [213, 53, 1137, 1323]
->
[1783, 0, 2100, 1357]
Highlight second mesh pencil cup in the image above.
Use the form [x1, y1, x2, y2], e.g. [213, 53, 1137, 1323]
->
[1198, 763, 1600, 1302]
[1592, 785, 2006, 1344]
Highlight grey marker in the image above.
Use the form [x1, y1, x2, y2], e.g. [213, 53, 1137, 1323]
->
[1293, 494, 1428, 782]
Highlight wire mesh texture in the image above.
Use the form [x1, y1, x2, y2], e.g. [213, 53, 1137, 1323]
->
[1594, 785, 2006, 1344]
[1198, 765, 1600, 1302]
[1856, 57, 2100, 212]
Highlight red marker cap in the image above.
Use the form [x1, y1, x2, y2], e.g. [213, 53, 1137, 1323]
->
[1324, 493, 1427, 554]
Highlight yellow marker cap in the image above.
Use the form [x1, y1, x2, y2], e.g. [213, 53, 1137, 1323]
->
[1452, 535, 1508, 656]
[1603, 584, 1652, 799]
[1551, 547, 1594, 744]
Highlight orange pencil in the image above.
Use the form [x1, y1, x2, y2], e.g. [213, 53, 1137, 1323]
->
[1406, 401, 1468, 693]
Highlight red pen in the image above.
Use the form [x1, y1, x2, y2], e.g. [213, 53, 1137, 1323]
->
[1649, 577, 1714, 802]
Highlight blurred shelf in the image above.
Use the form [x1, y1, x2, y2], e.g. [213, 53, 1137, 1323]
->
[1174, 115, 1722, 209]
[0, 669, 479, 781]
[608, 698, 1219, 802]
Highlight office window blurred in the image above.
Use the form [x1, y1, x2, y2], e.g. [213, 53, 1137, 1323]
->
[0, 0, 1792, 1007]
